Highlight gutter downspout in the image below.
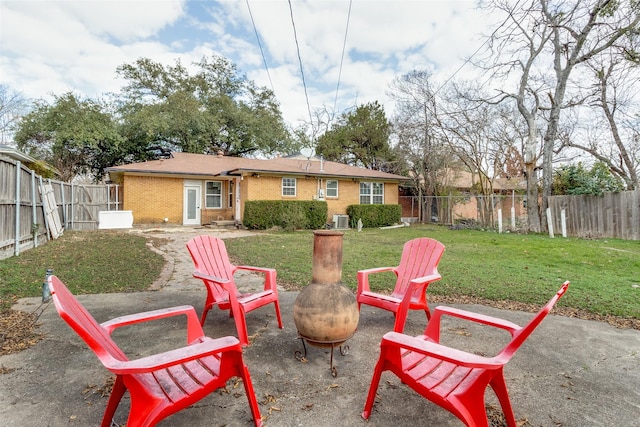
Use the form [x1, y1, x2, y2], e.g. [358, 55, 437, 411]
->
[235, 176, 241, 222]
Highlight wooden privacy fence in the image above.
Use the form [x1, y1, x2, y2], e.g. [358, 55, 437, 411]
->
[401, 190, 640, 240]
[548, 189, 640, 240]
[0, 157, 122, 260]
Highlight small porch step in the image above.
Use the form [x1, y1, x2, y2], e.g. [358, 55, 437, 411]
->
[210, 220, 240, 229]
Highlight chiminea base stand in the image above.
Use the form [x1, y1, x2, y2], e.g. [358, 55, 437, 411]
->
[294, 336, 351, 377]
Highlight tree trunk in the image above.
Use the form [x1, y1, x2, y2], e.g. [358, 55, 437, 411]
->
[524, 114, 541, 232]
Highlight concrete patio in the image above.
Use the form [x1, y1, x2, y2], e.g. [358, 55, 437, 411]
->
[1, 228, 639, 426]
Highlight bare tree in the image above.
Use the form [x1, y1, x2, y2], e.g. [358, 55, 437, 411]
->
[538, 0, 639, 227]
[440, 82, 518, 225]
[0, 84, 28, 144]
[477, 0, 552, 231]
[481, 0, 640, 230]
[389, 70, 458, 222]
[565, 56, 639, 189]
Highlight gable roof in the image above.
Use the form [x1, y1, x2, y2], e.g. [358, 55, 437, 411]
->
[106, 152, 408, 181]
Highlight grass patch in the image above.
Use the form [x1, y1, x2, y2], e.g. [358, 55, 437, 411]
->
[0, 230, 166, 312]
[225, 225, 640, 320]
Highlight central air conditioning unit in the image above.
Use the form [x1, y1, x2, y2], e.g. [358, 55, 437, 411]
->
[332, 214, 349, 229]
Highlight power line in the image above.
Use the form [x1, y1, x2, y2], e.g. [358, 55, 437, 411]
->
[434, 0, 525, 96]
[288, 0, 313, 126]
[332, 0, 353, 120]
[245, 0, 274, 93]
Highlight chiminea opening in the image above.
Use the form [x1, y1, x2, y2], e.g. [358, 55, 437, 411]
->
[292, 230, 359, 377]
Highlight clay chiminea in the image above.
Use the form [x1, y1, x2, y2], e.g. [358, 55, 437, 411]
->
[293, 230, 359, 376]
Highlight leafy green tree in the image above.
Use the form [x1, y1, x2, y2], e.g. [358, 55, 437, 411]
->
[115, 56, 292, 158]
[552, 161, 624, 196]
[14, 92, 123, 182]
[316, 101, 395, 170]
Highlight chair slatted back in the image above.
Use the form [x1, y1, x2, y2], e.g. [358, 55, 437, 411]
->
[49, 275, 128, 363]
[186, 235, 237, 300]
[499, 281, 570, 360]
[392, 238, 445, 299]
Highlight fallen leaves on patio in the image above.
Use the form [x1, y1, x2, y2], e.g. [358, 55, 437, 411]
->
[0, 309, 44, 358]
[82, 375, 116, 399]
[486, 404, 531, 426]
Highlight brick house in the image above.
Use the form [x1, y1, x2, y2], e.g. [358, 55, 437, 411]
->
[105, 152, 409, 226]
[399, 169, 527, 223]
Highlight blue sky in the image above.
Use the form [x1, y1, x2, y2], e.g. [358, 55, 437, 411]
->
[1, 0, 495, 129]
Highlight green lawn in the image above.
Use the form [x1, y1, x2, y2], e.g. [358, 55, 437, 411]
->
[1, 225, 638, 324]
[225, 225, 640, 320]
[0, 231, 166, 311]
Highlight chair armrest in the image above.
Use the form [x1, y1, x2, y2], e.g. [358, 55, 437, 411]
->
[193, 270, 231, 285]
[101, 305, 205, 344]
[430, 306, 522, 336]
[236, 265, 275, 274]
[235, 266, 277, 291]
[357, 266, 397, 294]
[103, 336, 243, 374]
[408, 273, 442, 287]
[382, 332, 505, 369]
[393, 274, 442, 333]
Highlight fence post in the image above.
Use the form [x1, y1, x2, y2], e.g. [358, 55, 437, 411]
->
[14, 161, 21, 256]
[511, 189, 516, 229]
[498, 209, 503, 233]
[547, 207, 554, 238]
[60, 181, 67, 228]
[31, 170, 38, 248]
[70, 182, 74, 229]
[561, 209, 567, 238]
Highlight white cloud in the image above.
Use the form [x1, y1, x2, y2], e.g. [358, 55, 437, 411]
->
[1, 0, 188, 100]
[1, 0, 492, 129]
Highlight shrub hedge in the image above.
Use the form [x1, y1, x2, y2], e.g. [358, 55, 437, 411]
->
[346, 204, 401, 228]
[243, 200, 328, 230]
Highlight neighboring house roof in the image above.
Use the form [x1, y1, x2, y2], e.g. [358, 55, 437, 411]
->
[494, 176, 527, 191]
[0, 143, 60, 176]
[448, 170, 527, 192]
[0, 143, 38, 163]
[407, 168, 527, 192]
[106, 152, 409, 181]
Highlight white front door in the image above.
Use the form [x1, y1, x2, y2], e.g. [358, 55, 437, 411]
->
[183, 183, 201, 225]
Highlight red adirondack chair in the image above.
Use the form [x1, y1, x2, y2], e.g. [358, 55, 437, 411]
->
[362, 281, 570, 427]
[356, 237, 445, 331]
[48, 274, 263, 427]
[186, 235, 283, 346]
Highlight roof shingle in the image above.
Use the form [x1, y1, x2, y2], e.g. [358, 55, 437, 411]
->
[106, 152, 408, 181]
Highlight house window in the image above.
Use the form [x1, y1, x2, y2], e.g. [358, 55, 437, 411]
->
[205, 181, 222, 208]
[228, 181, 234, 208]
[360, 182, 384, 204]
[326, 180, 338, 198]
[282, 177, 296, 196]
